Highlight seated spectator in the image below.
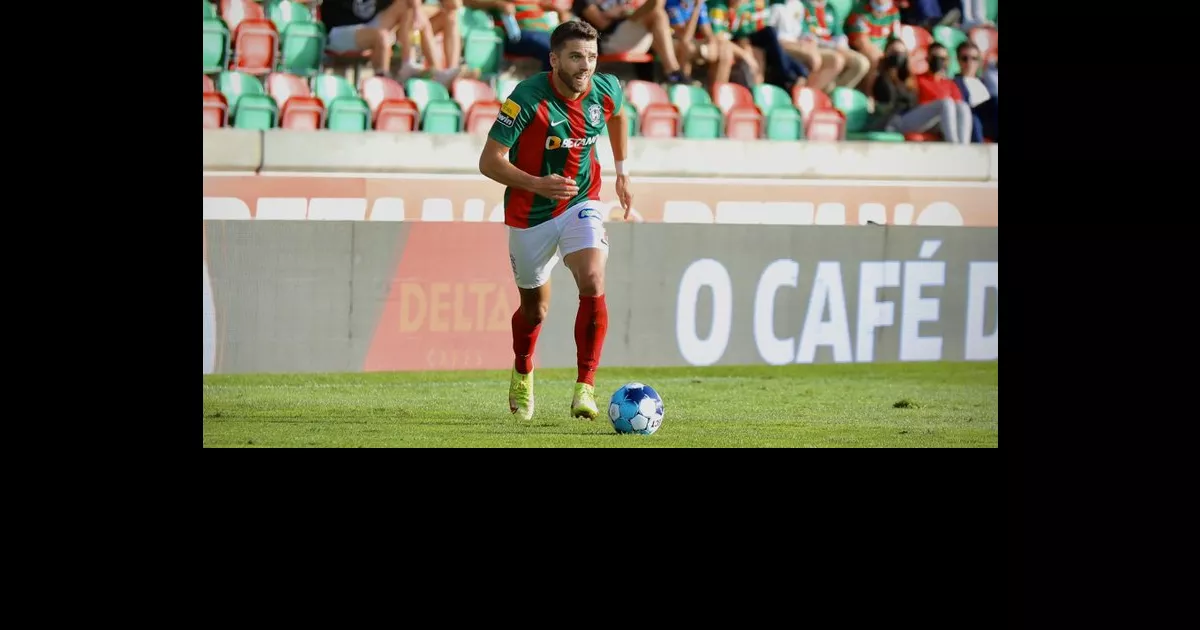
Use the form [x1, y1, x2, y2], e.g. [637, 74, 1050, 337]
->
[415, 0, 468, 75]
[954, 40, 996, 141]
[666, 0, 736, 85]
[729, 0, 809, 92]
[868, 38, 971, 143]
[767, 0, 843, 92]
[324, 0, 466, 84]
[463, 1, 556, 71]
[797, 0, 870, 90]
[573, 0, 689, 83]
[845, 0, 902, 93]
[897, 0, 958, 30]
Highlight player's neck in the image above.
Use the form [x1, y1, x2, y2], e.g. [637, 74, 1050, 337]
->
[550, 72, 587, 101]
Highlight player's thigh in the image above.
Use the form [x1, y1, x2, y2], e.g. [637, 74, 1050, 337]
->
[557, 202, 610, 274]
[508, 221, 561, 290]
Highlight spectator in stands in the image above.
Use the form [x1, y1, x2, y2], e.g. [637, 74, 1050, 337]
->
[797, 0, 870, 90]
[959, 0, 993, 28]
[666, 0, 736, 85]
[767, 0, 842, 92]
[869, 38, 971, 143]
[729, 0, 809, 92]
[573, 0, 690, 84]
[954, 40, 996, 142]
[324, 0, 466, 85]
[897, 0, 959, 30]
[845, 0, 902, 93]
[416, 0, 466, 74]
[463, 1, 556, 71]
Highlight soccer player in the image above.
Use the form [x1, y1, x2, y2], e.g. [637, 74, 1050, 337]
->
[478, 19, 633, 422]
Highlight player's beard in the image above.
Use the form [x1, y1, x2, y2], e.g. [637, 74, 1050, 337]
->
[558, 67, 589, 93]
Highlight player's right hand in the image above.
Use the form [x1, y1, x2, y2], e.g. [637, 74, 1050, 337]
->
[536, 174, 578, 200]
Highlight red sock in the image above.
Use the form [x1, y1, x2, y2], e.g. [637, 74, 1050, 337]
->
[575, 294, 608, 386]
[512, 309, 542, 374]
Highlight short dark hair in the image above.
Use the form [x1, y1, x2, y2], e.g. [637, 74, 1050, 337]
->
[956, 41, 979, 55]
[928, 42, 947, 55]
[550, 19, 599, 53]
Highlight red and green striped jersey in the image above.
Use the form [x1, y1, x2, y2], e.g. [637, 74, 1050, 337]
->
[845, 3, 899, 50]
[731, 0, 770, 37]
[802, 0, 845, 42]
[490, 3, 555, 33]
[488, 72, 625, 229]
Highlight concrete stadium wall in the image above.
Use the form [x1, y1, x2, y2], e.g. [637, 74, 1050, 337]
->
[203, 222, 997, 374]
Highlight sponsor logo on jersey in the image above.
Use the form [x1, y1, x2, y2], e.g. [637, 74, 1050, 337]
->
[497, 99, 520, 127]
[545, 135, 599, 150]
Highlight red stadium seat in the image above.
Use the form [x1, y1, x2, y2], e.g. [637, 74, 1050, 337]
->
[904, 131, 942, 142]
[203, 74, 215, 92]
[711, 81, 755, 116]
[280, 96, 325, 129]
[266, 72, 311, 102]
[452, 77, 497, 115]
[230, 19, 279, 75]
[219, 0, 266, 31]
[376, 99, 419, 131]
[805, 108, 846, 141]
[725, 103, 763, 140]
[897, 25, 934, 75]
[969, 26, 998, 64]
[203, 91, 229, 128]
[792, 85, 832, 127]
[639, 102, 680, 137]
[465, 100, 502, 134]
[624, 80, 669, 116]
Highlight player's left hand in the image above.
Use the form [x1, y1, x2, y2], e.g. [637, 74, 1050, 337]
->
[615, 174, 633, 220]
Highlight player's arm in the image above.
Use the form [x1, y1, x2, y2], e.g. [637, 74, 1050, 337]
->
[479, 93, 577, 200]
[605, 79, 633, 219]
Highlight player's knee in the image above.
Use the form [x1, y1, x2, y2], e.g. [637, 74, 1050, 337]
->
[828, 54, 845, 74]
[521, 302, 548, 327]
[576, 269, 605, 296]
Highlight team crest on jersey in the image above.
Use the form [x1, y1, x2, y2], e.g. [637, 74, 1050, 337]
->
[588, 103, 603, 125]
[497, 99, 520, 127]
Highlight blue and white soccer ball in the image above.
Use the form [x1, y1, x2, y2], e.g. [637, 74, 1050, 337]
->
[608, 383, 664, 435]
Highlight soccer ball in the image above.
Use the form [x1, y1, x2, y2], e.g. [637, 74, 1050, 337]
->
[608, 382, 664, 435]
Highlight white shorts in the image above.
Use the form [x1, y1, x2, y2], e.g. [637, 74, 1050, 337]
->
[509, 200, 610, 289]
[327, 17, 383, 53]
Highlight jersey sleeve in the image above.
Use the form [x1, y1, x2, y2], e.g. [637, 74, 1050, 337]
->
[597, 74, 625, 119]
[487, 82, 539, 148]
[844, 11, 868, 35]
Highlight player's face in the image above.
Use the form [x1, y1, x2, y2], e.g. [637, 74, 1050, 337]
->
[551, 38, 598, 93]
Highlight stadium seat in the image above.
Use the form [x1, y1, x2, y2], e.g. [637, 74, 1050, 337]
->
[764, 106, 803, 141]
[725, 103, 763, 140]
[969, 26, 998, 64]
[496, 76, 520, 102]
[711, 82, 755, 116]
[204, 74, 215, 92]
[360, 75, 406, 116]
[404, 77, 451, 118]
[313, 75, 370, 130]
[897, 25, 933, 75]
[421, 100, 463, 134]
[460, 8, 494, 32]
[203, 17, 230, 74]
[266, 73, 324, 129]
[463, 28, 503, 75]
[985, 0, 998, 23]
[376, 99, 419, 132]
[667, 84, 713, 119]
[639, 103, 680, 137]
[806, 108, 846, 141]
[230, 19, 279, 75]
[932, 25, 969, 76]
[597, 52, 654, 64]
[681, 102, 723, 139]
[278, 21, 325, 75]
[465, 100, 501, 134]
[233, 93, 278, 130]
[625, 80, 669, 115]
[751, 83, 791, 115]
[217, 70, 266, 118]
[203, 91, 229, 128]
[219, 0, 266, 32]
[205, 1, 218, 19]
[830, 86, 868, 132]
[792, 85, 833, 129]
[451, 78, 497, 116]
[266, 0, 313, 30]
[904, 131, 942, 142]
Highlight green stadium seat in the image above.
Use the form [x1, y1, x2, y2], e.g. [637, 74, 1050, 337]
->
[279, 22, 325, 75]
[404, 77, 451, 117]
[830, 86, 869, 132]
[267, 0, 314, 30]
[932, 25, 969, 76]
[203, 17, 230, 74]
[751, 83, 792, 114]
[846, 131, 906, 142]
[764, 106, 803, 141]
[204, 1, 217, 19]
[681, 102, 722, 139]
[496, 76, 520, 102]
[326, 98, 371, 131]
[668, 84, 713, 119]
[986, 0, 998, 23]
[460, 8, 494, 33]
[232, 93, 278, 130]
[313, 74, 359, 103]
[463, 29, 503, 75]
[421, 100, 463, 134]
[216, 71, 266, 117]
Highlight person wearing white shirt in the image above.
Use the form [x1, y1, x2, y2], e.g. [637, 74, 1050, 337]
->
[768, 0, 843, 92]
